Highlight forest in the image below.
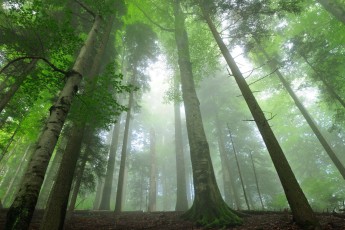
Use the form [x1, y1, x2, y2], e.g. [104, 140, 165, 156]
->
[0, 0, 345, 229]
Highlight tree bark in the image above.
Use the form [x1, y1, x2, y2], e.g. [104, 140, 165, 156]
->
[148, 128, 157, 212]
[5, 15, 102, 230]
[317, 0, 345, 25]
[114, 90, 134, 212]
[40, 124, 85, 230]
[99, 116, 122, 210]
[200, 6, 319, 228]
[173, 0, 242, 227]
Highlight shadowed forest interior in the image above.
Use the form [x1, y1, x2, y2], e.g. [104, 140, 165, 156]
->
[1, 0, 345, 229]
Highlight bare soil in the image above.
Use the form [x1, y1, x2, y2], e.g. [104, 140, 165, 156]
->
[1, 209, 345, 229]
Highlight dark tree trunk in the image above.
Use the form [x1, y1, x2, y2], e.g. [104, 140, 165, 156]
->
[39, 124, 85, 230]
[174, 79, 188, 211]
[173, 0, 242, 227]
[5, 15, 102, 230]
[66, 151, 88, 219]
[200, 7, 319, 228]
[148, 128, 157, 212]
[99, 117, 122, 210]
[227, 125, 250, 210]
[114, 90, 134, 212]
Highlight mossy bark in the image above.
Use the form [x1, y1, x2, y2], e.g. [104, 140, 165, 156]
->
[173, 0, 242, 227]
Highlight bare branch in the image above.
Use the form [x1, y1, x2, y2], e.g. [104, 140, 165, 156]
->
[248, 67, 279, 86]
[0, 56, 67, 75]
[75, 0, 96, 18]
[133, 2, 175, 33]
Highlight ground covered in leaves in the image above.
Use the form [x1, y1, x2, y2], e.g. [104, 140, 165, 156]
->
[1, 209, 345, 229]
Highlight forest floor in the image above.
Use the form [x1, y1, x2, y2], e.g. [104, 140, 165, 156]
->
[1, 209, 345, 229]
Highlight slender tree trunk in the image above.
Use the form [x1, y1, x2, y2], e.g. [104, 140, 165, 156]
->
[115, 90, 134, 212]
[93, 178, 104, 210]
[174, 80, 188, 211]
[5, 15, 102, 230]
[0, 60, 37, 114]
[260, 48, 345, 180]
[173, 1, 241, 226]
[2, 144, 32, 206]
[249, 151, 264, 210]
[317, 0, 345, 25]
[40, 125, 86, 230]
[200, 7, 319, 228]
[36, 136, 66, 209]
[148, 128, 157, 212]
[214, 113, 232, 206]
[300, 53, 345, 109]
[99, 117, 122, 210]
[227, 126, 250, 210]
[66, 151, 88, 219]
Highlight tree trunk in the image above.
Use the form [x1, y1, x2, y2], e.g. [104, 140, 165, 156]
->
[5, 15, 102, 230]
[317, 0, 345, 25]
[260, 47, 345, 180]
[93, 178, 104, 210]
[40, 124, 85, 230]
[36, 136, 66, 209]
[2, 144, 32, 207]
[200, 8, 319, 228]
[249, 151, 264, 210]
[174, 80, 188, 211]
[148, 128, 157, 212]
[0, 60, 37, 114]
[227, 126, 250, 210]
[173, 1, 242, 227]
[66, 151, 88, 219]
[99, 116, 122, 210]
[214, 113, 232, 207]
[114, 90, 134, 212]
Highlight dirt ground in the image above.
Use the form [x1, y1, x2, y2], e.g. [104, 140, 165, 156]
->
[1, 210, 345, 229]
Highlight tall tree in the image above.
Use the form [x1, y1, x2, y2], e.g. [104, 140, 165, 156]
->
[5, 10, 103, 229]
[172, 0, 242, 227]
[148, 128, 157, 212]
[198, 2, 319, 228]
[317, 0, 345, 25]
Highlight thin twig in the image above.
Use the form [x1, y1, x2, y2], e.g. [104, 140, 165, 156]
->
[248, 67, 279, 86]
[0, 56, 67, 75]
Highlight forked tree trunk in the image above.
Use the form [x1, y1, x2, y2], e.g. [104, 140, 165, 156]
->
[174, 79, 188, 211]
[148, 128, 157, 212]
[317, 0, 345, 25]
[200, 7, 319, 228]
[93, 179, 104, 209]
[99, 117, 122, 210]
[5, 15, 102, 230]
[173, 0, 242, 227]
[115, 90, 134, 212]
